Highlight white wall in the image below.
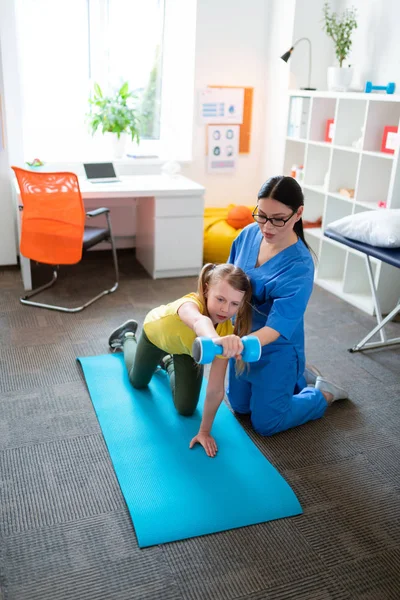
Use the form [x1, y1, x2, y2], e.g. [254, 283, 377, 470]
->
[289, 0, 400, 93]
[338, 0, 400, 92]
[0, 1, 23, 266]
[290, 0, 335, 91]
[261, 0, 296, 180]
[182, 0, 269, 207]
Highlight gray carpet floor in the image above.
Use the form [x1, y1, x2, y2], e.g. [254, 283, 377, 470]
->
[1, 251, 400, 600]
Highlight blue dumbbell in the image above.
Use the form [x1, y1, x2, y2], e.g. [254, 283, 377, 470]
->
[365, 81, 395, 94]
[192, 335, 262, 365]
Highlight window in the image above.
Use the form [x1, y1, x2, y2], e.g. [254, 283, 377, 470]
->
[89, 0, 164, 140]
[15, 0, 195, 161]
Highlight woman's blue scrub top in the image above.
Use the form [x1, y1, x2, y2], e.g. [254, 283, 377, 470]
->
[229, 223, 314, 369]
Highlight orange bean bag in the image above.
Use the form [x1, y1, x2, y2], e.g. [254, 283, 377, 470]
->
[203, 204, 255, 264]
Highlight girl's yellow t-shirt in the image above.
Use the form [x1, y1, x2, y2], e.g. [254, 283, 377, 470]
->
[143, 292, 234, 356]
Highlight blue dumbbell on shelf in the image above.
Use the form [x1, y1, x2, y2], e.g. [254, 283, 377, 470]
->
[365, 81, 395, 94]
[192, 335, 262, 365]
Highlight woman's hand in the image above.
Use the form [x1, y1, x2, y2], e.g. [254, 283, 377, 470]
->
[212, 334, 243, 359]
[189, 432, 218, 457]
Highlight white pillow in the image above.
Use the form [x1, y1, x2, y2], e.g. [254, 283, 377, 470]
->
[326, 209, 400, 248]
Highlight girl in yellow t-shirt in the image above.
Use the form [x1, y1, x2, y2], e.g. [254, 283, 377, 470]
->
[108, 263, 252, 457]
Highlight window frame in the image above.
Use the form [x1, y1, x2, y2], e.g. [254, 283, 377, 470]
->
[15, 0, 197, 163]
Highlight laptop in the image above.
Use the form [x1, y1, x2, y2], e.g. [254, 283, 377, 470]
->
[83, 162, 120, 183]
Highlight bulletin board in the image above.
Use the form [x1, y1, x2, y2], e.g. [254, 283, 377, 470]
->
[207, 86, 254, 154]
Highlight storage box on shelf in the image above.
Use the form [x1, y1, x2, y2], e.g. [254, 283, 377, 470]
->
[285, 90, 400, 315]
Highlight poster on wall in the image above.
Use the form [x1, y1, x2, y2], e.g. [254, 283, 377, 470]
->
[200, 88, 244, 124]
[207, 125, 240, 173]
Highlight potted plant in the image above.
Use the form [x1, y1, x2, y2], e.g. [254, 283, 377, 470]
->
[322, 2, 357, 92]
[87, 82, 140, 158]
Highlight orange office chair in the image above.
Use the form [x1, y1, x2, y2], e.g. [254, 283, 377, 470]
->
[12, 167, 119, 312]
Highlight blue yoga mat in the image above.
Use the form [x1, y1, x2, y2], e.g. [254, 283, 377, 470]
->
[78, 354, 302, 547]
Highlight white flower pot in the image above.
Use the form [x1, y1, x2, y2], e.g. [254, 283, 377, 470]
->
[107, 132, 129, 159]
[327, 67, 354, 92]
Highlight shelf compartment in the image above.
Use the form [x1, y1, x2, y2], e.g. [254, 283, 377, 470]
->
[303, 188, 325, 223]
[283, 138, 306, 177]
[327, 192, 354, 203]
[363, 150, 394, 160]
[304, 226, 323, 239]
[316, 239, 346, 283]
[336, 290, 374, 315]
[304, 230, 321, 260]
[307, 141, 332, 148]
[334, 145, 359, 153]
[334, 98, 367, 148]
[304, 144, 331, 187]
[363, 101, 400, 152]
[315, 277, 345, 299]
[354, 202, 378, 213]
[343, 253, 377, 296]
[287, 96, 310, 139]
[357, 154, 392, 205]
[308, 97, 336, 143]
[303, 184, 326, 194]
[328, 149, 359, 197]
[324, 195, 353, 228]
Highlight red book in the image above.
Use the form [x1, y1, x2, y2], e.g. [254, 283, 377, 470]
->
[325, 119, 334, 143]
[381, 126, 398, 154]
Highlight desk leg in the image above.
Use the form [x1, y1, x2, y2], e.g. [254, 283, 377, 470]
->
[14, 194, 32, 290]
[136, 196, 156, 277]
[20, 255, 33, 290]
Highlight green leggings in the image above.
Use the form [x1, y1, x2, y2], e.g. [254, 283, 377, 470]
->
[123, 330, 204, 416]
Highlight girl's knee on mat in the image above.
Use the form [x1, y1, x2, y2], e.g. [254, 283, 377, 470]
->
[176, 407, 196, 417]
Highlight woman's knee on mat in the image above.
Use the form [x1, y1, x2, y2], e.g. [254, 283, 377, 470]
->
[250, 399, 291, 436]
[251, 415, 283, 437]
[227, 380, 251, 414]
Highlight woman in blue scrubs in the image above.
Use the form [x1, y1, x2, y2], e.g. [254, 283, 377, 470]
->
[228, 176, 348, 436]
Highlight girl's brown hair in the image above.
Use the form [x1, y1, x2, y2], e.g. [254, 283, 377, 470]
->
[197, 263, 253, 337]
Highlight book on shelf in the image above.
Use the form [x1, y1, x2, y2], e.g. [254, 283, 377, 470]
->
[287, 96, 310, 139]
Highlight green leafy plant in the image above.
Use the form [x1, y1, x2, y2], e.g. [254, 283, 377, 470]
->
[322, 2, 357, 68]
[87, 82, 140, 143]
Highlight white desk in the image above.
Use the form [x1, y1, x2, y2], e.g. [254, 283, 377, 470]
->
[14, 174, 205, 290]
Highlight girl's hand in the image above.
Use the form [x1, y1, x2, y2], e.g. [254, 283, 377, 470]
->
[212, 334, 243, 359]
[189, 432, 218, 457]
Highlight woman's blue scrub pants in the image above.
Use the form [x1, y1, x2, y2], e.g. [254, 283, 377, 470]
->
[227, 344, 327, 436]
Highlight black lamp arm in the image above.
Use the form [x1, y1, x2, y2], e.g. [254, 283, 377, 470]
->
[293, 37, 312, 90]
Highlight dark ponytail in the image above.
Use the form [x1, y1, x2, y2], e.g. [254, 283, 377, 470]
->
[257, 176, 315, 258]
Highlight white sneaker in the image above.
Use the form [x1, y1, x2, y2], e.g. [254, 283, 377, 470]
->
[315, 376, 348, 402]
[304, 364, 323, 386]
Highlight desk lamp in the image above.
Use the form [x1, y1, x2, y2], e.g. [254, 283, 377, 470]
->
[281, 37, 316, 90]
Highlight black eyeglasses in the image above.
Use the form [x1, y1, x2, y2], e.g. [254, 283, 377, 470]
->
[252, 208, 297, 228]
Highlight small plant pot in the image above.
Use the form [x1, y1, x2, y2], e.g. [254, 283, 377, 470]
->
[107, 133, 129, 159]
[327, 67, 354, 92]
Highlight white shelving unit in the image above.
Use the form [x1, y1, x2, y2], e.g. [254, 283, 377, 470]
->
[284, 91, 400, 315]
